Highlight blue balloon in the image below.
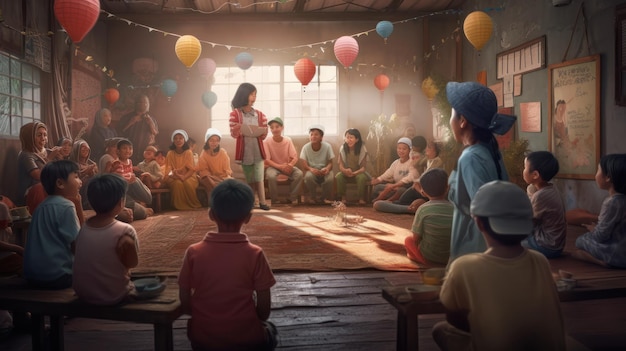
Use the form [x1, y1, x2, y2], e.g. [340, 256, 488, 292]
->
[235, 52, 254, 70]
[201, 91, 218, 109]
[161, 79, 178, 97]
[376, 21, 394, 40]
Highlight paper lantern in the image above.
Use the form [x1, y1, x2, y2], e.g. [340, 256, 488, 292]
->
[161, 79, 178, 101]
[421, 77, 439, 101]
[374, 74, 390, 91]
[54, 0, 100, 43]
[175, 35, 202, 68]
[333, 36, 359, 69]
[376, 21, 394, 43]
[235, 52, 254, 70]
[197, 58, 217, 79]
[463, 11, 493, 51]
[201, 91, 218, 109]
[294, 58, 316, 88]
[103, 88, 120, 106]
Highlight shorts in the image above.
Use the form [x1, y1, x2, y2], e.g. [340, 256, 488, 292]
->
[242, 161, 265, 183]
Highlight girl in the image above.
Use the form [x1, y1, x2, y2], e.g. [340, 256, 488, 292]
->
[573, 154, 626, 268]
[87, 108, 117, 162]
[229, 83, 270, 210]
[370, 137, 417, 202]
[446, 81, 516, 261]
[335, 128, 369, 205]
[197, 128, 233, 203]
[70, 139, 99, 208]
[164, 129, 202, 210]
[54, 137, 73, 160]
[424, 139, 443, 170]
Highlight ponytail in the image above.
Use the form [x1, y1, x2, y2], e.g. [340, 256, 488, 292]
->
[473, 125, 503, 180]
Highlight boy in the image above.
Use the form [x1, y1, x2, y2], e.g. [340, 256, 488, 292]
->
[73, 173, 139, 305]
[134, 145, 163, 189]
[155, 150, 167, 176]
[404, 168, 453, 265]
[99, 137, 122, 173]
[432, 181, 565, 350]
[264, 117, 303, 205]
[23, 160, 82, 289]
[111, 138, 153, 220]
[179, 179, 277, 350]
[522, 151, 567, 258]
[410, 135, 428, 174]
[300, 124, 335, 204]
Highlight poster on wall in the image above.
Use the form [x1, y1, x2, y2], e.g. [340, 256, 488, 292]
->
[548, 55, 600, 179]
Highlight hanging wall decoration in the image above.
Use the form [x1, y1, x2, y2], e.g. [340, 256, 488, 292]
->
[333, 36, 359, 69]
[421, 77, 439, 101]
[103, 88, 120, 106]
[54, 0, 101, 43]
[294, 58, 316, 91]
[374, 74, 390, 91]
[375, 21, 394, 43]
[160, 79, 178, 101]
[197, 58, 217, 79]
[235, 52, 254, 70]
[201, 91, 218, 109]
[175, 35, 202, 68]
[463, 11, 493, 51]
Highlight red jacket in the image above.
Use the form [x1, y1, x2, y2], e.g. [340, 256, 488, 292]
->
[229, 108, 268, 162]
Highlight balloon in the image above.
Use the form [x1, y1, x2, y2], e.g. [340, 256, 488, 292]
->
[294, 58, 316, 87]
[103, 88, 120, 106]
[421, 77, 439, 101]
[161, 79, 178, 100]
[235, 52, 254, 70]
[54, 0, 100, 43]
[374, 74, 390, 91]
[463, 11, 493, 51]
[376, 21, 394, 43]
[201, 91, 218, 109]
[333, 36, 359, 69]
[197, 58, 217, 79]
[175, 35, 202, 68]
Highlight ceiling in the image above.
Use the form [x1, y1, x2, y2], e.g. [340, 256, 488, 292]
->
[100, 0, 468, 21]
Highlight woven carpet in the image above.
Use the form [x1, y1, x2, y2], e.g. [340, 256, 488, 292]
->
[132, 205, 420, 275]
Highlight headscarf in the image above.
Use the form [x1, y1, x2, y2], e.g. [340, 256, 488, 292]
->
[70, 139, 92, 164]
[19, 122, 47, 154]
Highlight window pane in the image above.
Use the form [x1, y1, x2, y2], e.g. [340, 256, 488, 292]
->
[0, 75, 9, 94]
[11, 78, 21, 95]
[10, 116, 21, 135]
[10, 58, 20, 77]
[0, 54, 8, 75]
[22, 100, 33, 118]
[22, 82, 33, 100]
[32, 69, 40, 85]
[33, 85, 40, 103]
[11, 97, 21, 115]
[22, 64, 32, 82]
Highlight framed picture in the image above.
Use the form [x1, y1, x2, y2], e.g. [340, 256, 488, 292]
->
[548, 55, 601, 179]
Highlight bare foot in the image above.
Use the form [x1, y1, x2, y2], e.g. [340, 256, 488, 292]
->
[571, 249, 610, 268]
[145, 208, 155, 217]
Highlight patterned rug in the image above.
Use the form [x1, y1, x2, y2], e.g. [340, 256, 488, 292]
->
[132, 205, 420, 275]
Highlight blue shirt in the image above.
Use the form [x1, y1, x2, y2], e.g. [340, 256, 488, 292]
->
[23, 195, 80, 283]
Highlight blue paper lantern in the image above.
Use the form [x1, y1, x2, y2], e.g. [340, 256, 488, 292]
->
[160, 79, 178, 100]
[201, 91, 218, 109]
[376, 21, 394, 43]
[235, 52, 253, 70]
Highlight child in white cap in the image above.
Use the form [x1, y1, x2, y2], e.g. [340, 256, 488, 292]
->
[371, 137, 418, 202]
[198, 128, 233, 204]
[164, 129, 202, 210]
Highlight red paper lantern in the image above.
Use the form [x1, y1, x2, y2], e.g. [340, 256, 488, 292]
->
[294, 58, 316, 87]
[374, 74, 390, 91]
[333, 36, 359, 69]
[54, 0, 101, 43]
[103, 88, 120, 106]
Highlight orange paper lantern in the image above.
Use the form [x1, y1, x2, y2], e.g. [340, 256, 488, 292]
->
[103, 88, 120, 106]
[374, 74, 390, 91]
[175, 35, 202, 68]
[463, 11, 493, 51]
[421, 77, 439, 101]
[54, 0, 100, 43]
[294, 58, 316, 87]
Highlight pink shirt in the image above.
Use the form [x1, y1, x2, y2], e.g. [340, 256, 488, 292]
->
[179, 232, 276, 349]
[263, 136, 298, 165]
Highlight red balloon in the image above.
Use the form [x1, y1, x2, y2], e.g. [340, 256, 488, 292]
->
[103, 88, 120, 106]
[374, 74, 390, 91]
[54, 0, 100, 43]
[294, 58, 316, 86]
[334, 36, 359, 68]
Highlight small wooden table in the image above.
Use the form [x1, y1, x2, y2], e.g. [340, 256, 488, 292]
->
[10, 218, 31, 247]
[382, 277, 626, 351]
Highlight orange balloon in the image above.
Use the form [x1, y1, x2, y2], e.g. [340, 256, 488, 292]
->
[103, 88, 120, 106]
[463, 11, 493, 51]
[374, 74, 390, 91]
[175, 35, 202, 68]
[294, 58, 316, 86]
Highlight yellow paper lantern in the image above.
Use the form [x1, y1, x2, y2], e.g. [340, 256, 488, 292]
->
[175, 35, 202, 68]
[421, 77, 439, 101]
[463, 11, 493, 51]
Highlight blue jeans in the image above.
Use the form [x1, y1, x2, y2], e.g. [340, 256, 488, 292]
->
[522, 235, 563, 258]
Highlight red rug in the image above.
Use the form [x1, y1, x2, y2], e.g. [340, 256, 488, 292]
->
[132, 205, 419, 275]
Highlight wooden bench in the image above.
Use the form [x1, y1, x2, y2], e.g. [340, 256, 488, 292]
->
[0, 277, 182, 351]
[149, 188, 171, 212]
[382, 271, 626, 350]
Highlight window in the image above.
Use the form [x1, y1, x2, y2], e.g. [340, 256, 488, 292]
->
[0, 52, 41, 136]
[211, 64, 338, 136]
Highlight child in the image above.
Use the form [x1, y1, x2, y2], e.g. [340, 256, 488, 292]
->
[229, 83, 270, 211]
[198, 128, 233, 203]
[264, 117, 303, 205]
[73, 174, 139, 305]
[178, 179, 278, 350]
[335, 128, 369, 205]
[99, 137, 122, 174]
[134, 145, 163, 189]
[54, 136, 72, 161]
[23, 160, 82, 289]
[155, 150, 167, 176]
[187, 137, 199, 169]
[371, 137, 417, 202]
[164, 129, 202, 210]
[573, 154, 626, 268]
[404, 168, 453, 265]
[432, 180, 565, 350]
[410, 135, 428, 175]
[70, 139, 99, 209]
[300, 124, 335, 204]
[111, 138, 153, 220]
[522, 151, 566, 258]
